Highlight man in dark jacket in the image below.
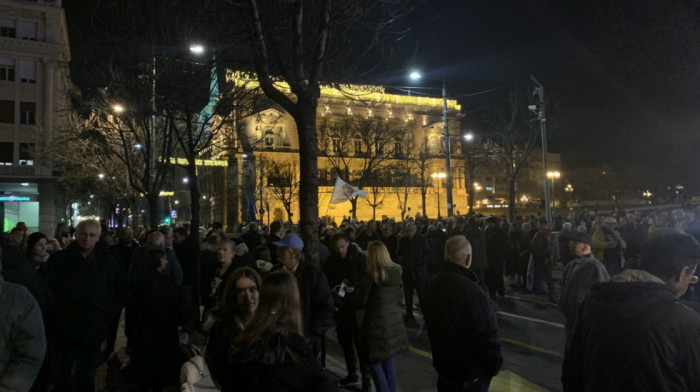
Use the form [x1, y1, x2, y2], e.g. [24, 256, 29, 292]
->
[484, 217, 507, 297]
[396, 222, 431, 323]
[424, 235, 502, 392]
[530, 219, 556, 301]
[464, 217, 488, 290]
[562, 229, 700, 391]
[173, 226, 200, 326]
[324, 233, 370, 391]
[273, 234, 334, 355]
[42, 219, 126, 392]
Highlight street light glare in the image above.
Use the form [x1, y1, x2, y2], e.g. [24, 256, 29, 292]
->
[112, 104, 124, 113]
[464, 133, 474, 142]
[409, 71, 422, 80]
[189, 44, 205, 55]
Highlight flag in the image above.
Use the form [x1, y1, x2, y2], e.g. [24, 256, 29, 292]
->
[248, 192, 257, 220]
[330, 177, 367, 204]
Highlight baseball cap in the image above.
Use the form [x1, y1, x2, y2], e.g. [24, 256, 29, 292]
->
[273, 234, 304, 251]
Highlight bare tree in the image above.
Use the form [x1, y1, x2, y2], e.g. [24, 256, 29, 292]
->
[209, 0, 416, 265]
[481, 89, 540, 221]
[318, 116, 403, 218]
[265, 159, 299, 222]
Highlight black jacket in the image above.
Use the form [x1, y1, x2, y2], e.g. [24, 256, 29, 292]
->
[463, 226, 488, 271]
[275, 261, 334, 338]
[324, 245, 367, 310]
[423, 262, 502, 382]
[396, 234, 431, 281]
[562, 270, 700, 391]
[41, 241, 126, 347]
[227, 327, 336, 392]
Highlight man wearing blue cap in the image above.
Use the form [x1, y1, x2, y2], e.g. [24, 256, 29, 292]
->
[273, 234, 334, 358]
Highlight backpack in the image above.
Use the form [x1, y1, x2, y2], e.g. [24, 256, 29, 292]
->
[180, 346, 220, 392]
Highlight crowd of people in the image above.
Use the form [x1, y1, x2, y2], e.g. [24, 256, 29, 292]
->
[1, 204, 699, 391]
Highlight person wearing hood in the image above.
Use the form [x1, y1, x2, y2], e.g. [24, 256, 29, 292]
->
[562, 229, 700, 391]
[558, 232, 609, 349]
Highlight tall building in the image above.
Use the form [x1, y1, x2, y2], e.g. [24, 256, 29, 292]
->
[0, 0, 70, 233]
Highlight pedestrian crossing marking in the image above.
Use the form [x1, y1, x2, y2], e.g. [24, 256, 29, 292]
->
[501, 337, 563, 358]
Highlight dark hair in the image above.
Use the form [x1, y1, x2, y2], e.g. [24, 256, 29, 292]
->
[640, 229, 700, 281]
[146, 249, 167, 271]
[26, 232, 48, 258]
[271, 221, 283, 234]
[173, 227, 188, 237]
[332, 232, 349, 244]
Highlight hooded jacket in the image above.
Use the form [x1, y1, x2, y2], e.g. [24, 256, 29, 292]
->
[562, 269, 700, 391]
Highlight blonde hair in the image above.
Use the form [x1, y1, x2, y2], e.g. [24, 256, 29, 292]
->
[366, 241, 400, 285]
[234, 270, 303, 348]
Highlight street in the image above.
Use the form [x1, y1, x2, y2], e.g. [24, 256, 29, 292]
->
[326, 277, 566, 392]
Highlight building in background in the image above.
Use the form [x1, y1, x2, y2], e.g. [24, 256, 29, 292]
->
[0, 0, 71, 233]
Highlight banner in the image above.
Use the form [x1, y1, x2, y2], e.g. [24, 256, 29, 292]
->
[329, 177, 367, 204]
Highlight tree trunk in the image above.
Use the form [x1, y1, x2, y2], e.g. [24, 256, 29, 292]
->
[295, 98, 320, 267]
[508, 178, 517, 221]
[148, 194, 158, 228]
[187, 160, 201, 232]
[350, 197, 357, 220]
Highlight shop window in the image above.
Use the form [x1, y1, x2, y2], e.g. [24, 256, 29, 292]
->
[18, 21, 36, 41]
[0, 58, 14, 82]
[20, 102, 35, 125]
[0, 19, 15, 38]
[0, 142, 12, 165]
[0, 100, 14, 123]
[19, 60, 35, 84]
[19, 143, 34, 166]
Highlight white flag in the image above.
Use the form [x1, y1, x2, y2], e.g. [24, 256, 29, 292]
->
[329, 177, 367, 204]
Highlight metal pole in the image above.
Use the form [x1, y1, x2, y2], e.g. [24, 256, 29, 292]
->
[442, 77, 454, 217]
[151, 55, 156, 201]
[532, 75, 552, 226]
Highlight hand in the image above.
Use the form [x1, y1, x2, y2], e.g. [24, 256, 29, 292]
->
[345, 286, 355, 293]
[211, 277, 222, 296]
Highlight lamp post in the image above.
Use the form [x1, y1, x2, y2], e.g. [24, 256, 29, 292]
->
[432, 172, 446, 218]
[411, 71, 454, 217]
[547, 170, 560, 205]
[474, 182, 482, 207]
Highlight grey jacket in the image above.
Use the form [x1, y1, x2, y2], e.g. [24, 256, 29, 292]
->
[0, 275, 46, 391]
[559, 254, 610, 330]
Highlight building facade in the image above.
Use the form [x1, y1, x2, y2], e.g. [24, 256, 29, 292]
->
[0, 0, 71, 233]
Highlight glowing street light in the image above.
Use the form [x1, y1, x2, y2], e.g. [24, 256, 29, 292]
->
[432, 172, 446, 218]
[189, 44, 205, 55]
[410, 70, 454, 217]
[463, 132, 474, 142]
[547, 171, 561, 202]
[98, 173, 105, 180]
[112, 104, 124, 113]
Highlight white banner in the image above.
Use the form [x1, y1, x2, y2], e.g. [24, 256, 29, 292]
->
[329, 177, 367, 204]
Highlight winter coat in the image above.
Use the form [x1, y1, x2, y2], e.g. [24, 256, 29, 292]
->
[562, 269, 700, 391]
[485, 226, 507, 268]
[173, 233, 200, 285]
[355, 265, 408, 363]
[396, 234, 431, 281]
[41, 241, 126, 347]
[530, 229, 552, 265]
[423, 262, 502, 382]
[463, 226, 488, 271]
[204, 310, 243, 390]
[275, 261, 334, 339]
[324, 245, 367, 310]
[227, 326, 336, 392]
[0, 276, 46, 392]
[425, 230, 447, 275]
[131, 270, 186, 380]
[558, 254, 609, 330]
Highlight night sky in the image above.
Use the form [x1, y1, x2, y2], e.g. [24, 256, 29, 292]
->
[63, 0, 700, 194]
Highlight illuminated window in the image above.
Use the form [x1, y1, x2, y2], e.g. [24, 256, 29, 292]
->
[332, 138, 340, 153]
[0, 58, 14, 82]
[394, 142, 402, 157]
[354, 139, 362, 154]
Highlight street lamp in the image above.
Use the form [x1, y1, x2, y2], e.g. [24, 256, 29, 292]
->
[463, 132, 474, 142]
[432, 172, 446, 218]
[112, 104, 124, 113]
[473, 182, 482, 207]
[411, 70, 454, 217]
[547, 171, 561, 203]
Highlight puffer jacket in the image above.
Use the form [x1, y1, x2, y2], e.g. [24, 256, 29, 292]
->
[0, 276, 46, 391]
[562, 269, 700, 391]
[355, 265, 409, 363]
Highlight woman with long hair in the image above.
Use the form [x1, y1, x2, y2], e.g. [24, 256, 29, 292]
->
[228, 270, 335, 392]
[204, 266, 261, 389]
[355, 241, 408, 392]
